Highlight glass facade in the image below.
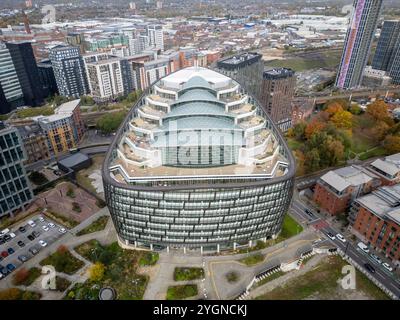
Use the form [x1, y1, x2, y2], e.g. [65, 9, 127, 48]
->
[103, 67, 295, 251]
[0, 126, 33, 217]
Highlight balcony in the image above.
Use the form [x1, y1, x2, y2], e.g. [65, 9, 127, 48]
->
[131, 118, 158, 130]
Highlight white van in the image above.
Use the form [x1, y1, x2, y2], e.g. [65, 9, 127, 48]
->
[357, 242, 369, 253]
[0, 228, 10, 236]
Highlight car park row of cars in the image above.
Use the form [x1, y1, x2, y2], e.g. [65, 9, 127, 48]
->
[0, 216, 67, 280]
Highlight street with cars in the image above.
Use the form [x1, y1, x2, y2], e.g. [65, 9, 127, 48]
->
[290, 196, 400, 298]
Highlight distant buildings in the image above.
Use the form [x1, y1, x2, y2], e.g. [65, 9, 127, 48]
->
[66, 32, 86, 54]
[349, 184, 400, 264]
[84, 55, 134, 103]
[372, 20, 400, 72]
[147, 25, 164, 52]
[335, 0, 383, 89]
[49, 45, 89, 98]
[362, 66, 392, 87]
[6, 41, 44, 107]
[215, 52, 264, 99]
[260, 68, 296, 131]
[37, 59, 59, 97]
[16, 123, 50, 164]
[313, 165, 381, 216]
[368, 153, 400, 186]
[37, 100, 85, 156]
[291, 98, 314, 125]
[132, 57, 171, 91]
[0, 122, 34, 218]
[0, 42, 24, 113]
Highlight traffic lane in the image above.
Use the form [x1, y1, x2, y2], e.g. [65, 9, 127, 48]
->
[319, 227, 400, 297]
[290, 200, 315, 222]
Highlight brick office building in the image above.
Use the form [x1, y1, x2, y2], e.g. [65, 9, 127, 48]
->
[367, 153, 400, 186]
[313, 165, 381, 216]
[349, 184, 400, 265]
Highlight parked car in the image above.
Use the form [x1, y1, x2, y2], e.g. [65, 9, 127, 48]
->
[6, 264, 16, 272]
[7, 248, 14, 255]
[364, 263, 376, 273]
[27, 220, 36, 228]
[28, 247, 39, 255]
[382, 263, 394, 272]
[9, 232, 16, 239]
[38, 216, 45, 223]
[17, 241, 25, 247]
[48, 223, 55, 228]
[39, 240, 47, 247]
[1, 251, 8, 258]
[357, 242, 369, 253]
[370, 253, 382, 264]
[18, 255, 28, 263]
[0, 228, 10, 236]
[0, 238, 5, 245]
[3, 234, 11, 242]
[58, 228, 66, 234]
[336, 234, 346, 243]
[305, 209, 314, 216]
[0, 266, 8, 276]
[327, 232, 336, 240]
[42, 225, 49, 232]
[27, 234, 35, 241]
[18, 226, 26, 233]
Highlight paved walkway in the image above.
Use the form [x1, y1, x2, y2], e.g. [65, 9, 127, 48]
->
[143, 228, 319, 300]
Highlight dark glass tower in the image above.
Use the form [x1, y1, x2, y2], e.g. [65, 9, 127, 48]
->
[5, 41, 44, 107]
[372, 20, 400, 72]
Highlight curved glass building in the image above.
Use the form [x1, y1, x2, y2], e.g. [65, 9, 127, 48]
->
[103, 67, 295, 252]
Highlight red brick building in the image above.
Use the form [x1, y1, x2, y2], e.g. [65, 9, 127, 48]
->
[313, 166, 381, 216]
[367, 153, 400, 186]
[349, 185, 400, 265]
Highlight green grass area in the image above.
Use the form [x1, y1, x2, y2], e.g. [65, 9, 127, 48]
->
[239, 253, 264, 266]
[255, 270, 285, 287]
[166, 284, 198, 300]
[358, 147, 387, 161]
[278, 214, 303, 240]
[12, 267, 41, 286]
[17, 106, 54, 118]
[286, 137, 302, 151]
[43, 210, 79, 229]
[0, 288, 41, 300]
[138, 252, 159, 266]
[54, 277, 72, 292]
[174, 267, 205, 281]
[76, 216, 109, 236]
[255, 255, 389, 300]
[40, 247, 84, 275]
[266, 50, 342, 72]
[71, 240, 148, 300]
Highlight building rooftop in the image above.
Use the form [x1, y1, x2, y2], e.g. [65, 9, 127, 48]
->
[356, 184, 400, 225]
[369, 153, 400, 178]
[55, 99, 80, 115]
[320, 165, 378, 193]
[263, 68, 295, 79]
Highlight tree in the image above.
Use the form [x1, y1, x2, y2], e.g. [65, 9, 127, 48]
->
[295, 150, 306, 176]
[12, 268, 29, 286]
[89, 262, 105, 282]
[366, 100, 390, 122]
[349, 104, 362, 115]
[96, 111, 127, 134]
[384, 135, 400, 154]
[327, 139, 345, 164]
[373, 120, 390, 141]
[292, 122, 307, 140]
[331, 110, 353, 129]
[325, 102, 343, 117]
[305, 120, 325, 139]
[0, 288, 22, 300]
[305, 148, 321, 173]
[80, 96, 95, 106]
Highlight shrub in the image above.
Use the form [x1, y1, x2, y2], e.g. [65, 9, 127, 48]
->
[66, 186, 75, 198]
[72, 202, 81, 212]
[89, 262, 105, 282]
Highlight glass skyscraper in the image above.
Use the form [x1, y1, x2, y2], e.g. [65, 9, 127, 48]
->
[103, 67, 295, 252]
[335, 0, 383, 89]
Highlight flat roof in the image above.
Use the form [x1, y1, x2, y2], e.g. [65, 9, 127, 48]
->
[58, 152, 90, 169]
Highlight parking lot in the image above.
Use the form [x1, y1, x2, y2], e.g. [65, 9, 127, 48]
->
[0, 214, 69, 279]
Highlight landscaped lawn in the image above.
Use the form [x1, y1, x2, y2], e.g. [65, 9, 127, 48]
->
[255, 270, 285, 287]
[278, 214, 303, 241]
[0, 288, 41, 300]
[12, 267, 41, 286]
[40, 246, 84, 275]
[166, 284, 198, 300]
[71, 240, 148, 300]
[286, 137, 302, 151]
[174, 267, 205, 281]
[138, 252, 159, 266]
[43, 210, 79, 229]
[255, 255, 389, 300]
[239, 253, 264, 266]
[76, 216, 109, 236]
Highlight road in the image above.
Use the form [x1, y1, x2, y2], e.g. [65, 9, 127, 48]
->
[290, 195, 400, 299]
